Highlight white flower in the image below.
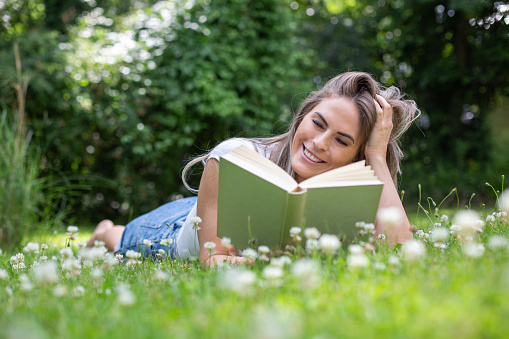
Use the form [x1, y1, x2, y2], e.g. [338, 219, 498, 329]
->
[125, 250, 141, 259]
[258, 245, 270, 254]
[220, 268, 257, 296]
[305, 239, 319, 252]
[71, 285, 85, 297]
[204, 241, 216, 256]
[18, 262, 26, 270]
[440, 215, 449, 223]
[103, 252, 118, 269]
[191, 216, 202, 230]
[377, 207, 402, 228]
[9, 256, 17, 264]
[463, 242, 485, 258]
[23, 242, 40, 253]
[304, 227, 321, 240]
[291, 259, 321, 289]
[377, 234, 386, 240]
[430, 227, 449, 243]
[91, 267, 104, 280]
[67, 225, 79, 233]
[115, 253, 124, 263]
[486, 215, 496, 223]
[388, 255, 401, 266]
[94, 240, 105, 248]
[117, 283, 136, 306]
[41, 244, 49, 251]
[270, 256, 292, 267]
[19, 274, 33, 292]
[373, 261, 386, 270]
[289, 227, 301, 238]
[79, 247, 106, 262]
[154, 270, 169, 281]
[0, 269, 8, 280]
[53, 285, 67, 297]
[76, 241, 86, 248]
[499, 189, 509, 213]
[453, 210, 480, 236]
[62, 259, 81, 274]
[348, 244, 364, 255]
[400, 240, 426, 261]
[33, 261, 59, 285]
[16, 253, 25, 263]
[59, 247, 73, 259]
[346, 253, 370, 270]
[262, 265, 284, 286]
[221, 237, 232, 249]
[318, 234, 341, 255]
[487, 235, 509, 250]
[242, 248, 258, 261]
[143, 239, 152, 247]
[160, 238, 173, 246]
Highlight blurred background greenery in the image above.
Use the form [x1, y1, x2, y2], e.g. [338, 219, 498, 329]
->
[1, 0, 508, 245]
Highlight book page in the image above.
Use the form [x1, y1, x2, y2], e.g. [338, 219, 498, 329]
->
[300, 160, 381, 189]
[222, 146, 298, 192]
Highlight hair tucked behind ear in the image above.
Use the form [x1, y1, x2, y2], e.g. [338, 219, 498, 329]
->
[182, 72, 419, 191]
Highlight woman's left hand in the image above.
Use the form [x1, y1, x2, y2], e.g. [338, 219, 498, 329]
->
[364, 94, 393, 162]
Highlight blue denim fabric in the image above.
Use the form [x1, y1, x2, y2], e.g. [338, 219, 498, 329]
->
[119, 196, 197, 259]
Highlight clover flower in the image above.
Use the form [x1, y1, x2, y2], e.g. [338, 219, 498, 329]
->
[401, 240, 426, 261]
[319, 234, 341, 255]
[291, 259, 321, 289]
[304, 227, 320, 240]
[19, 274, 33, 292]
[305, 239, 319, 252]
[347, 253, 370, 270]
[388, 255, 401, 267]
[102, 253, 118, 269]
[453, 210, 481, 237]
[378, 234, 386, 240]
[67, 225, 79, 240]
[463, 242, 485, 258]
[41, 244, 49, 251]
[16, 253, 25, 263]
[116, 283, 136, 306]
[53, 285, 67, 297]
[33, 262, 59, 285]
[499, 189, 509, 213]
[487, 235, 509, 251]
[62, 259, 81, 277]
[71, 285, 85, 297]
[191, 216, 202, 230]
[115, 253, 124, 264]
[125, 250, 141, 260]
[242, 248, 258, 261]
[59, 247, 73, 259]
[373, 261, 386, 271]
[23, 242, 40, 254]
[270, 256, 292, 267]
[154, 270, 169, 281]
[348, 244, 364, 255]
[377, 207, 402, 229]
[76, 241, 87, 248]
[160, 238, 173, 246]
[440, 215, 449, 223]
[204, 241, 216, 256]
[289, 226, 302, 242]
[0, 269, 8, 280]
[94, 240, 105, 248]
[142, 239, 152, 248]
[220, 268, 257, 296]
[262, 265, 284, 286]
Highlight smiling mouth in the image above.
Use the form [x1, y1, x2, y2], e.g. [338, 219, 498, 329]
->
[303, 145, 325, 163]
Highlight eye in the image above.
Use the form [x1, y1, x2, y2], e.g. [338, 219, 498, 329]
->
[312, 119, 324, 129]
[336, 138, 347, 146]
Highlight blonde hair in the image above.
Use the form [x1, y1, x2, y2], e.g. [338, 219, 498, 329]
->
[183, 71, 419, 191]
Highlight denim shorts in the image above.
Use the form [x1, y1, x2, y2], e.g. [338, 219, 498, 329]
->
[118, 196, 197, 259]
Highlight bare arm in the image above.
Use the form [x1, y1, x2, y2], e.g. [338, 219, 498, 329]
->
[365, 95, 413, 245]
[196, 158, 245, 265]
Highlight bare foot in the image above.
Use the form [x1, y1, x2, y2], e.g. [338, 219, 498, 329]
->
[86, 220, 114, 247]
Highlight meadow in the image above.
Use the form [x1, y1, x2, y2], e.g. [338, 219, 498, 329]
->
[1, 198, 509, 339]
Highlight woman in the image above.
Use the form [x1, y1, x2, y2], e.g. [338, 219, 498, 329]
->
[86, 72, 419, 265]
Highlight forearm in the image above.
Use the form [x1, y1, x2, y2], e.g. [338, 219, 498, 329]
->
[368, 156, 413, 245]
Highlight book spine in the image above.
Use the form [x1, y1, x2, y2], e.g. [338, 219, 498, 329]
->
[279, 189, 307, 247]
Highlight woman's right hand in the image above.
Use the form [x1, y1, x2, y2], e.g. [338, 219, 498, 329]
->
[205, 255, 245, 266]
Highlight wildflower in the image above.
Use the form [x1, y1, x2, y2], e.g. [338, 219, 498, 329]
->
[71, 285, 85, 297]
[191, 216, 202, 230]
[40, 255, 48, 262]
[91, 267, 103, 281]
[0, 269, 8, 280]
[16, 253, 25, 263]
[363, 242, 375, 252]
[415, 230, 429, 240]
[103, 253, 118, 269]
[304, 227, 321, 240]
[18, 263, 27, 270]
[373, 261, 386, 271]
[221, 237, 232, 249]
[289, 226, 302, 242]
[116, 283, 135, 306]
[463, 242, 485, 258]
[115, 253, 124, 263]
[487, 235, 509, 251]
[94, 240, 105, 248]
[291, 259, 321, 289]
[33, 262, 59, 285]
[486, 214, 496, 223]
[220, 268, 257, 296]
[270, 256, 292, 267]
[19, 274, 33, 292]
[319, 234, 341, 255]
[388, 255, 400, 266]
[41, 244, 49, 251]
[59, 247, 73, 259]
[53, 285, 67, 297]
[79, 247, 106, 262]
[160, 238, 173, 246]
[378, 234, 386, 240]
[440, 215, 449, 223]
[204, 241, 216, 256]
[346, 253, 370, 269]
[67, 225, 79, 240]
[23, 242, 39, 253]
[154, 270, 169, 281]
[400, 240, 426, 261]
[284, 245, 296, 254]
[242, 248, 258, 261]
[125, 250, 141, 260]
[142, 239, 152, 248]
[348, 244, 364, 255]
[305, 239, 319, 252]
[76, 241, 86, 248]
[499, 189, 509, 213]
[430, 227, 449, 243]
[62, 259, 81, 276]
[258, 245, 270, 254]
[377, 207, 402, 228]
[262, 265, 284, 286]
[453, 210, 481, 237]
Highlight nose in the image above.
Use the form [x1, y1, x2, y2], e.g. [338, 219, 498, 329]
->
[313, 133, 330, 151]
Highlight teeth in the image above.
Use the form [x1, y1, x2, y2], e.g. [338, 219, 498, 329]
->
[303, 147, 324, 163]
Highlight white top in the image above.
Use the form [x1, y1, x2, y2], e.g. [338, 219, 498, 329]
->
[176, 138, 273, 259]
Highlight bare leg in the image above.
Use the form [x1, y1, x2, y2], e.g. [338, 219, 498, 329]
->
[86, 220, 125, 252]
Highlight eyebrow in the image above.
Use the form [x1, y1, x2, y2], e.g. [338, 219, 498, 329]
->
[314, 112, 355, 144]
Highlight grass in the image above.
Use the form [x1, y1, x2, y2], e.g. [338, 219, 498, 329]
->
[1, 207, 509, 339]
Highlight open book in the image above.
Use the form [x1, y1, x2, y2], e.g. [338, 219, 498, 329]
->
[216, 145, 383, 249]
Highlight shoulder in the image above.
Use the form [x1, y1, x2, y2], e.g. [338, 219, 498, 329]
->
[207, 138, 259, 162]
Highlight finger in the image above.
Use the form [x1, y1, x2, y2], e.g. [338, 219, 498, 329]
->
[375, 94, 393, 122]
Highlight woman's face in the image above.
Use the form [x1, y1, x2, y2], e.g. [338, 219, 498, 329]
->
[291, 97, 362, 183]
